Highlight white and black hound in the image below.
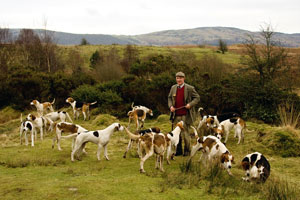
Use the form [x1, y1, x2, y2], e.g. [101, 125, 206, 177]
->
[241, 152, 270, 182]
[20, 115, 35, 146]
[45, 111, 73, 123]
[197, 107, 239, 130]
[212, 117, 246, 144]
[26, 114, 47, 141]
[127, 103, 153, 130]
[123, 127, 161, 158]
[71, 123, 124, 161]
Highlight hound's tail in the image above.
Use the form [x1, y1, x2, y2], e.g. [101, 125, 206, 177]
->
[20, 113, 23, 123]
[65, 112, 73, 123]
[124, 127, 140, 140]
[131, 102, 134, 109]
[191, 126, 199, 140]
[89, 101, 97, 106]
[51, 98, 55, 105]
[127, 111, 133, 116]
[60, 133, 78, 139]
[198, 107, 205, 118]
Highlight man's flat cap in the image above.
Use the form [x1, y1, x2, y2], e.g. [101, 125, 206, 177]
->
[176, 71, 185, 77]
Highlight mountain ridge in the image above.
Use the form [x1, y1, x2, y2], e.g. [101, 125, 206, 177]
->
[8, 27, 300, 47]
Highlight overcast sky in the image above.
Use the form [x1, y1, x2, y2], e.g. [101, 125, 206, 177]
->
[1, 0, 299, 35]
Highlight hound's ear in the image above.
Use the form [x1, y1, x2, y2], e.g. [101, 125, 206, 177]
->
[31, 114, 36, 121]
[114, 123, 121, 131]
[221, 154, 225, 163]
[231, 156, 235, 164]
[197, 136, 204, 144]
[241, 161, 250, 170]
[155, 127, 160, 133]
[176, 122, 184, 130]
[221, 125, 225, 131]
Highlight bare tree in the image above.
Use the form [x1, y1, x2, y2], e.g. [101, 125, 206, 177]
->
[0, 27, 13, 73]
[41, 18, 59, 72]
[243, 25, 289, 86]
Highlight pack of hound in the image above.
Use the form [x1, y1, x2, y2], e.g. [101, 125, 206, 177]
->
[20, 99, 270, 183]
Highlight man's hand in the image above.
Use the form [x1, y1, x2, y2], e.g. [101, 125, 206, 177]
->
[185, 104, 191, 109]
[170, 106, 175, 112]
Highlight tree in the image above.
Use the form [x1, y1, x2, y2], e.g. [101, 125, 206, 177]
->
[243, 25, 289, 86]
[218, 39, 228, 54]
[121, 44, 139, 73]
[42, 19, 59, 73]
[80, 38, 89, 45]
[90, 50, 102, 68]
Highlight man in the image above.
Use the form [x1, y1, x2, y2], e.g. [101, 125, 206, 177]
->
[168, 72, 200, 156]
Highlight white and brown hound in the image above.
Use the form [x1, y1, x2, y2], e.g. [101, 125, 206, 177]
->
[123, 127, 161, 158]
[127, 103, 153, 130]
[124, 123, 183, 173]
[166, 121, 184, 164]
[66, 97, 97, 120]
[189, 131, 234, 175]
[30, 99, 55, 115]
[71, 123, 124, 161]
[52, 122, 87, 151]
[241, 152, 270, 182]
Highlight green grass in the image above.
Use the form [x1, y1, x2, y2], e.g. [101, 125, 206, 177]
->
[1, 112, 300, 200]
[60, 44, 243, 71]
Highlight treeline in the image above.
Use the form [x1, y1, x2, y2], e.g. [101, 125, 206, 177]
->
[1, 27, 300, 123]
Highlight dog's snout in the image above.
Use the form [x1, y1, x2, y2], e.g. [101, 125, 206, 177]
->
[228, 165, 232, 169]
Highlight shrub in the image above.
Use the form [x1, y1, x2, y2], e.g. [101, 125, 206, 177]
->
[92, 114, 118, 126]
[269, 131, 300, 157]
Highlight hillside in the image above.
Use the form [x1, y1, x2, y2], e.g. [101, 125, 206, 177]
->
[9, 27, 300, 47]
[0, 109, 300, 199]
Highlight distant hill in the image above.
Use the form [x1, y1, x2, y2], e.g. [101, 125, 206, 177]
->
[9, 27, 300, 47]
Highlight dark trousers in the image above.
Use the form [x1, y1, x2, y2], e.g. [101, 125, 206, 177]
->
[173, 115, 191, 156]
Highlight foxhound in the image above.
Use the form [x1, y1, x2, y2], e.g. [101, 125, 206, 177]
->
[26, 114, 47, 141]
[123, 127, 161, 158]
[197, 107, 239, 130]
[66, 97, 97, 120]
[212, 117, 246, 144]
[20, 115, 35, 146]
[189, 130, 234, 175]
[52, 122, 88, 151]
[166, 121, 184, 164]
[30, 99, 55, 115]
[71, 123, 124, 161]
[124, 123, 183, 173]
[45, 111, 73, 123]
[127, 103, 153, 130]
[241, 152, 270, 182]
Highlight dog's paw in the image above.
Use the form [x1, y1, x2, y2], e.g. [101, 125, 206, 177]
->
[140, 169, 145, 173]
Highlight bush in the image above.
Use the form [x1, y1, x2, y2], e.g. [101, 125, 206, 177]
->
[157, 114, 170, 123]
[269, 131, 300, 157]
[92, 114, 118, 126]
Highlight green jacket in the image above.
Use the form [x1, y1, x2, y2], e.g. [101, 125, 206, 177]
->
[168, 83, 200, 125]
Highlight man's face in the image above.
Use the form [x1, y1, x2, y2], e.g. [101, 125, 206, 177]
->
[176, 76, 185, 85]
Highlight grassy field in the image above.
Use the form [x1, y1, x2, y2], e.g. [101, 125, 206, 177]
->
[60, 44, 243, 70]
[0, 108, 300, 200]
